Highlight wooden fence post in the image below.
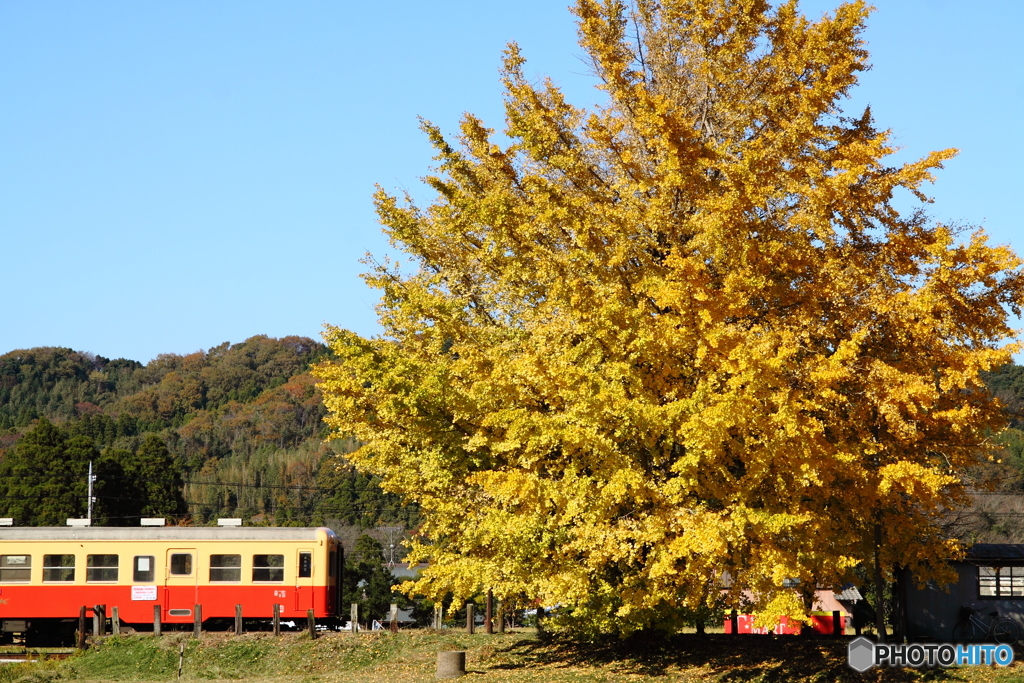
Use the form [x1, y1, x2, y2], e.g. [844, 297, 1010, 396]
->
[77, 606, 87, 650]
[385, 606, 397, 634]
[273, 603, 281, 637]
[351, 603, 358, 634]
[153, 605, 162, 637]
[92, 605, 101, 637]
[235, 604, 243, 635]
[466, 603, 475, 634]
[193, 604, 202, 638]
[433, 604, 442, 630]
[497, 601, 505, 633]
[833, 610, 843, 637]
[730, 610, 739, 635]
[111, 606, 120, 636]
[307, 609, 317, 639]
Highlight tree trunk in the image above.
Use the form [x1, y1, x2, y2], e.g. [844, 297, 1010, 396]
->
[892, 565, 908, 642]
[873, 523, 887, 642]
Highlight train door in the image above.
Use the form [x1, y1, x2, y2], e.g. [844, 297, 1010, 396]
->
[164, 549, 197, 621]
[294, 549, 314, 612]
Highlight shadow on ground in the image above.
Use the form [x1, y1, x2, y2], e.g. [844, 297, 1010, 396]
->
[485, 634, 964, 682]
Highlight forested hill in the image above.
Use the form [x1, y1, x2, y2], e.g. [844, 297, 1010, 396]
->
[0, 336, 418, 529]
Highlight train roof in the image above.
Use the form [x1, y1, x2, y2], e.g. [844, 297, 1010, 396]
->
[0, 527, 336, 541]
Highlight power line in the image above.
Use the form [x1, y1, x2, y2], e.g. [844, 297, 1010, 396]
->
[87, 470, 394, 495]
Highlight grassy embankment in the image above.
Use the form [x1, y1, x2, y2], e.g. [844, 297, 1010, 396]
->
[2, 631, 1023, 682]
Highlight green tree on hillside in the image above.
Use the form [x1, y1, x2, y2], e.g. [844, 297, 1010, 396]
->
[94, 435, 187, 524]
[0, 419, 186, 526]
[132, 434, 187, 517]
[316, 457, 421, 529]
[343, 534, 402, 624]
[0, 418, 94, 525]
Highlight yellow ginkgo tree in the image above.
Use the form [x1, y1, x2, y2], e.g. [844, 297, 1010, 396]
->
[315, 0, 1024, 636]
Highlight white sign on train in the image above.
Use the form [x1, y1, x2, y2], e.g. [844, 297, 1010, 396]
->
[131, 585, 158, 601]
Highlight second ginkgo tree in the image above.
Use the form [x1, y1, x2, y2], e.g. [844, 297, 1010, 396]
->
[315, 0, 1024, 636]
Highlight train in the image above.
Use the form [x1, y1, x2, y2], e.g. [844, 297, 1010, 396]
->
[0, 526, 343, 643]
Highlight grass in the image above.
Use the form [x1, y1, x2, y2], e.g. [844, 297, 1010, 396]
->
[1, 631, 1023, 682]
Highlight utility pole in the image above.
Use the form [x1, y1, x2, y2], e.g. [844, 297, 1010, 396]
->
[86, 461, 96, 526]
[377, 526, 402, 568]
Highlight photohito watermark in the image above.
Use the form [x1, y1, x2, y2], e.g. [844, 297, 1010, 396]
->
[847, 637, 1015, 672]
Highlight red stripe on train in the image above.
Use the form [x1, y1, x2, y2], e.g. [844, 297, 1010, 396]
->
[0, 585, 332, 622]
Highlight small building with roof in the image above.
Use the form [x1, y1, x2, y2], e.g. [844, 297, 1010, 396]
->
[904, 544, 1024, 640]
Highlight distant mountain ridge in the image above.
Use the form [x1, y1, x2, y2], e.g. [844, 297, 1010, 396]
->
[0, 336, 325, 430]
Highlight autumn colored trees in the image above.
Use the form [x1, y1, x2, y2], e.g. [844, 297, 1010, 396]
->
[0, 419, 95, 525]
[315, 0, 1024, 635]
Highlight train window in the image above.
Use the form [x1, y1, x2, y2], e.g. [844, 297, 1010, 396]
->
[87, 554, 118, 582]
[252, 554, 284, 582]
[169, 553, 192, 576]
[299, 552, 312, 578]
[43, 554, 75, 582]
[209, 554, 241, 582]
[0, 555, 31, 582]
[134, 556, 155, 582]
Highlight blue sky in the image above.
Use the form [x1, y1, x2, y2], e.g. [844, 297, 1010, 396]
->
[1, 1, 1020, 364]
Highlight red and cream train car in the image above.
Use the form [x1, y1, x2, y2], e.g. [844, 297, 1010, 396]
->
[0, 526, 342, 639]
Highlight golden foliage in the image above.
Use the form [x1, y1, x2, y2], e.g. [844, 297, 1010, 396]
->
[315, 0, 1024, 634]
